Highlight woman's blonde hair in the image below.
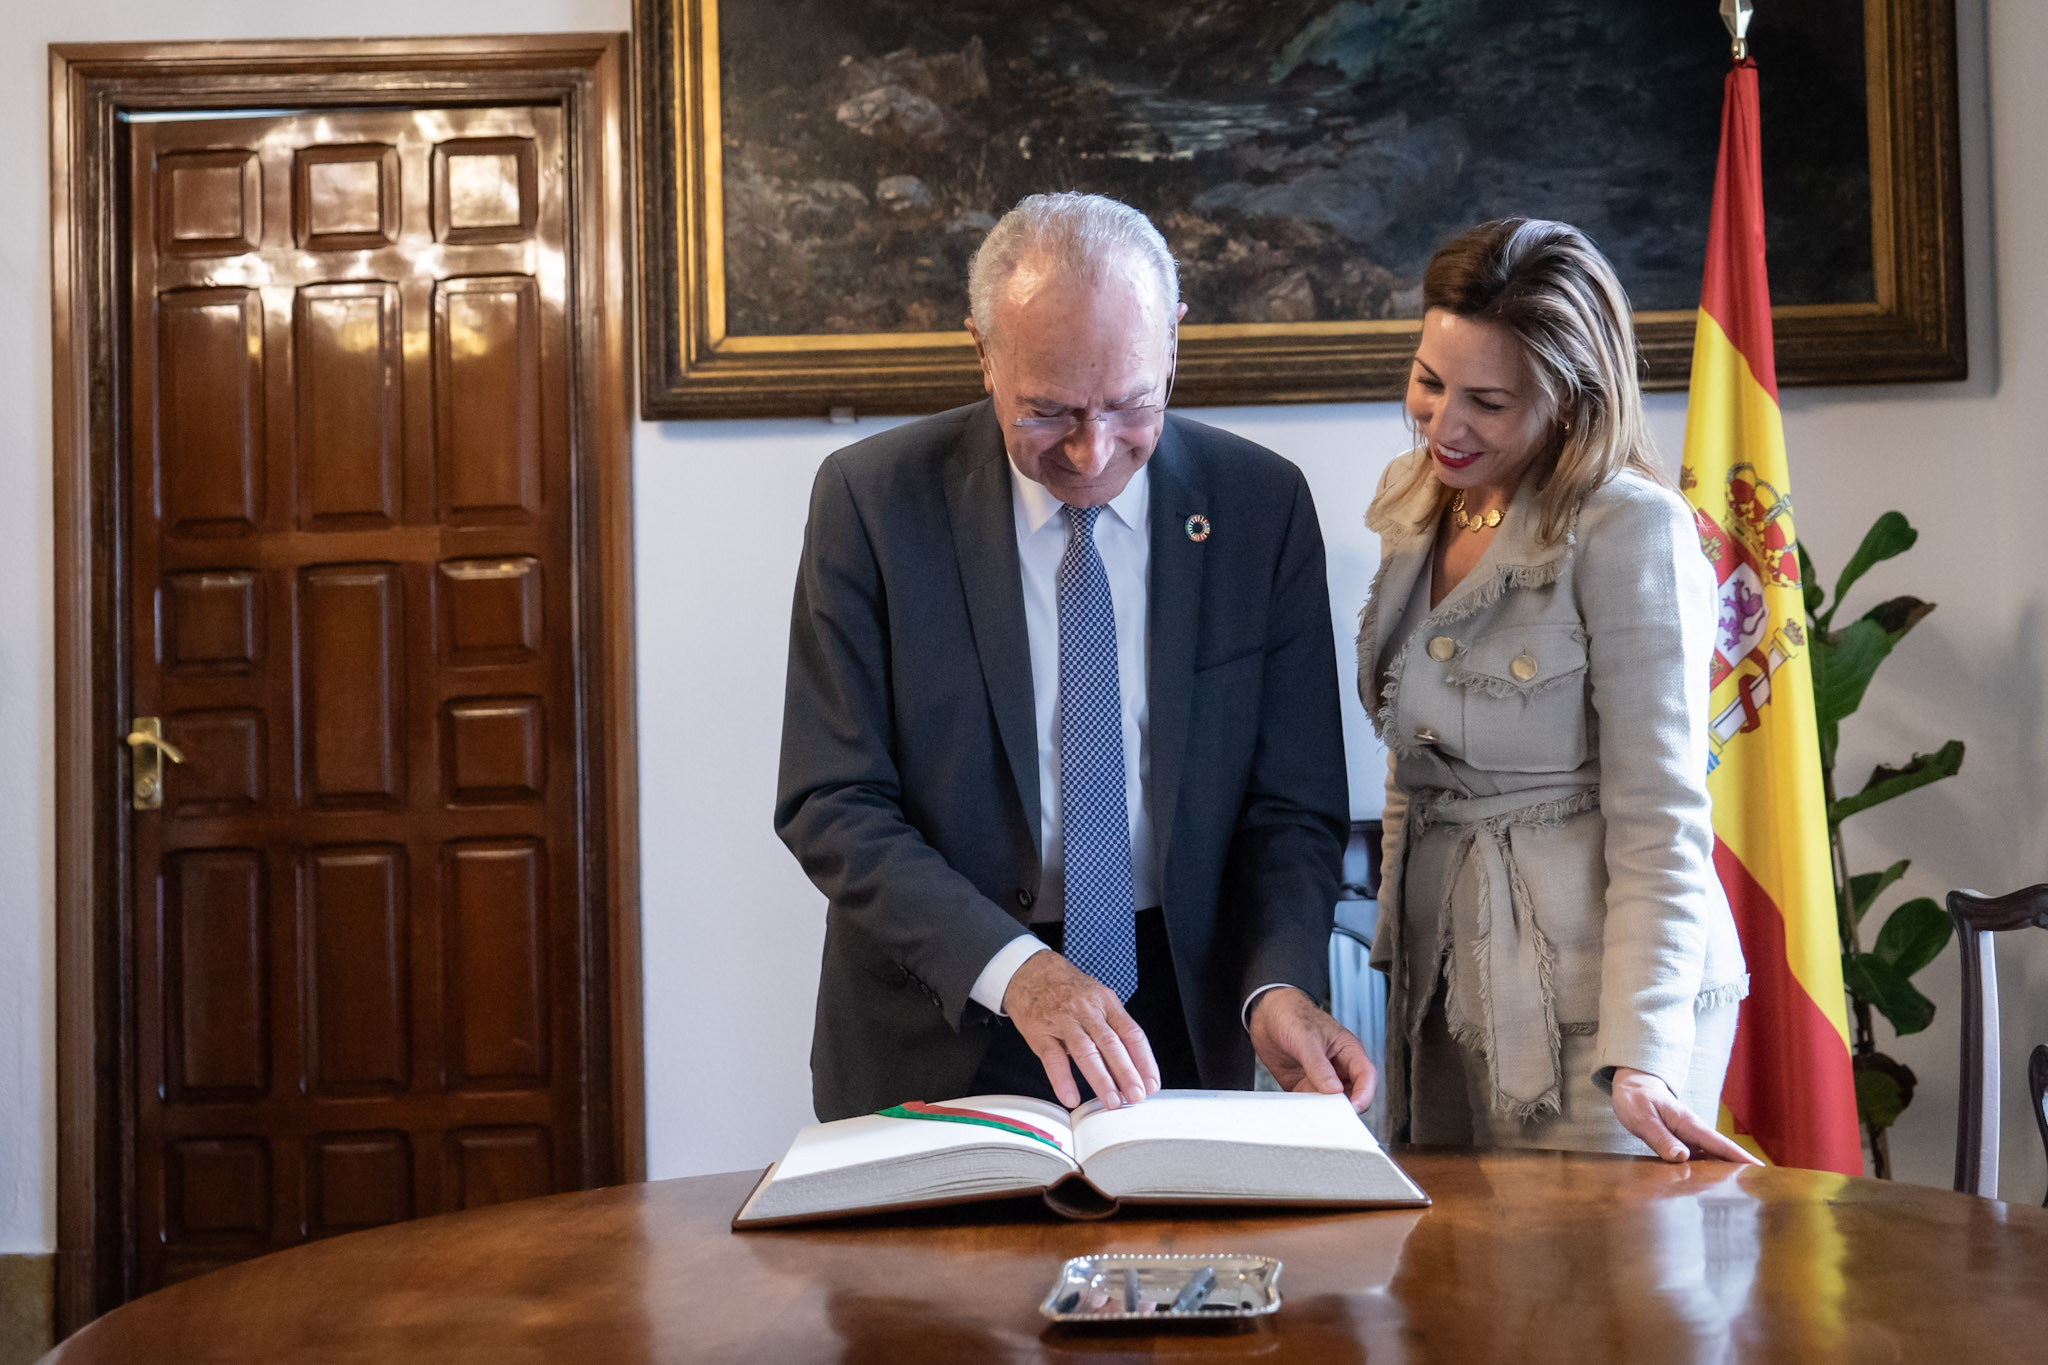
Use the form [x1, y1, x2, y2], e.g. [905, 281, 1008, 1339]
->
[1391, 218, 1668, 544]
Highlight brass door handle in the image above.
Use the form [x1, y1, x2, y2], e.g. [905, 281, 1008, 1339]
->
[126, 716, 184, 809]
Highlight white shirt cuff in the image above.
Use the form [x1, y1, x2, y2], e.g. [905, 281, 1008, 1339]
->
[1241, 982, 1295, 1030]
[969, 935, 1052, 1016]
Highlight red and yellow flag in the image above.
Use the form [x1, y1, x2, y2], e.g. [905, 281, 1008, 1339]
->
[1680, 58, 1862, 1174]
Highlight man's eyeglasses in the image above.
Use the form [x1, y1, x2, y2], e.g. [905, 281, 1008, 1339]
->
[1009, 404, 1168, 439]
[1002, 349, 1178, 442]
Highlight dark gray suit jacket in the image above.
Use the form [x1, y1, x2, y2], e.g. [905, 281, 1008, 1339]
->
[775, 400, 1348, 1121]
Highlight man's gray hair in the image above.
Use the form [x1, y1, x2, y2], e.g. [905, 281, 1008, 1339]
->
[968, 192, 1180, 340]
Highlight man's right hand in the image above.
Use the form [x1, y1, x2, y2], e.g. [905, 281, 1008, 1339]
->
[1001, 951, 1160, 1110]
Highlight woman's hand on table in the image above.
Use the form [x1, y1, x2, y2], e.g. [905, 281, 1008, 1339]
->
[1610, 1066, 1764, 1165]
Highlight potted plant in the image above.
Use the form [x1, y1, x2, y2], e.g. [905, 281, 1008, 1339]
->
[1802, 512, 1965, 1178]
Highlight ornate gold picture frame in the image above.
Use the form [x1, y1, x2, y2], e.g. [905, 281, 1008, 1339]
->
[636, 0, 1963, 420]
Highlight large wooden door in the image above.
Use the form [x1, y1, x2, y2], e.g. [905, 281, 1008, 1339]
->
[126, 103, 605, 1290]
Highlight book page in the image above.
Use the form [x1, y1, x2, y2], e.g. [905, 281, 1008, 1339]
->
[773, 1094, 1079, 1182]
[1070, 1089, 1380, 1166]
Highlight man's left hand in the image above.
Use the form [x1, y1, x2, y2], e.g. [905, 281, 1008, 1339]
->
[1247, 987, 1376, 1111]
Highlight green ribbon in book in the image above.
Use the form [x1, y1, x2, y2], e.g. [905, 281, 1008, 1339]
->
[874, 1101, 1064, 1151]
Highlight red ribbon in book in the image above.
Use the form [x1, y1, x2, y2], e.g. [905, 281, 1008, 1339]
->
[874, 1102, 1066, 1151]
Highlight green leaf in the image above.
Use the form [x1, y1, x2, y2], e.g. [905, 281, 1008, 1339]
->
[1806, 631, 1843, 773]
[1861, 595, 1936, 640]
[1873, 897, 1951, 978]
[1824, 511, 1917, 629]
[1842, 952, 1937, 1036]
[1797, 541, 1826, 618]
[1812, 618, 1893, 754]
[1807, 633, 1831, 759]
[1830, 741, 1966, 824]
[1852, 1051, 1918, 1130]
[1855, 1069, 1903, 1129]
[1813, 599, 1937, 766]
[1848, 859, 1911, 924]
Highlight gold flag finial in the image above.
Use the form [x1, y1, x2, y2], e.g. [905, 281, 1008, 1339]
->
[1721, 0, 1754, 60]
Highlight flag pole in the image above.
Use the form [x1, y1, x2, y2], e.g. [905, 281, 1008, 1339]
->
[1721, 0, 1753, 61]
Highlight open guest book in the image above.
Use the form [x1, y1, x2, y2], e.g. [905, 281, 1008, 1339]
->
[733, 1089, 1428, 1227]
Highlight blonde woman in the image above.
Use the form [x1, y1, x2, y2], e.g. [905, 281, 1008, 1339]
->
[1360, 219, 1758, 1163]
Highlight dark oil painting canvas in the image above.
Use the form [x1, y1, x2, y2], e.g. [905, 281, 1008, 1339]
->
[714, 0, 1874, 339]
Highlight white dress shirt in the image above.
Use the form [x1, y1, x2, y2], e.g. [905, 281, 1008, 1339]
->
[966, 455, 1291, 1031]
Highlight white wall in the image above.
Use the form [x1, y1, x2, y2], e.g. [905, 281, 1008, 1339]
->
[1766, 0, 2048, 1197]
[3, 0, 2043, 1257]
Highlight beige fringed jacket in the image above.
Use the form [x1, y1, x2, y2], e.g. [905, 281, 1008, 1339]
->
[1358, 450, 1748, 1130]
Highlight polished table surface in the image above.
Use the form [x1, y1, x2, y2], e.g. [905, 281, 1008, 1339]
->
[47, 1150, 2048, 1363]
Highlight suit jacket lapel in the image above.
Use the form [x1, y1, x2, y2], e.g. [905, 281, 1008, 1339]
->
[1144, 423, 1204, 887]
[1362, 452, 1449, 681]
[1367, 535, 1430, 684]
[943, 404, 1041, 861]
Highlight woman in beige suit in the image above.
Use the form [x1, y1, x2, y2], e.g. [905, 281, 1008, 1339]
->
[1360, 219, 1757, 1163]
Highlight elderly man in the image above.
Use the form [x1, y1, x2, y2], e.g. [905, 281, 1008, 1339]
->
[776, 192, 1374, 1121]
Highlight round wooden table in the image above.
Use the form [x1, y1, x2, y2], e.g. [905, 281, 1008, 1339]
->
[47, 1151, 2048, 1362]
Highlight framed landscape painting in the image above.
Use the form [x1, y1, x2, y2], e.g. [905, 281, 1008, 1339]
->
[636, 0, 1963, 420]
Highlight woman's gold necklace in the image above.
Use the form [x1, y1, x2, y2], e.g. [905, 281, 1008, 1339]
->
[1449, 490, 1504, 533]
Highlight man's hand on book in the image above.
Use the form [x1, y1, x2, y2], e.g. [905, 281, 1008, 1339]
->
[1002, 952, 1161, 1110]
[1248, 988, 1377, 1112]
[1610, 1067, 1764, 1165]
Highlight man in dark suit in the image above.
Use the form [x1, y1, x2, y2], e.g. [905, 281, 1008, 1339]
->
[776, 192, 1375, 1122]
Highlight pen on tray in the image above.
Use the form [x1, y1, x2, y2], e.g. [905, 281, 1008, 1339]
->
[1169, 1265, 1216, 1313]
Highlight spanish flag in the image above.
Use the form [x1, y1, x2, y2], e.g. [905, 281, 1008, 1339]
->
[1680, 58, 1863, 1175]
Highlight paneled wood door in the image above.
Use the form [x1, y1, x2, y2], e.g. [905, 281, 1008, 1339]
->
[127, 104, 603, 1290]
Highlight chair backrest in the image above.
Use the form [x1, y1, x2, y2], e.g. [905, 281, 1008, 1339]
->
[1340, 819, 1385, 901]
[1947, 885, 2048, 1200]
[2033, 1045, 2048, 1208]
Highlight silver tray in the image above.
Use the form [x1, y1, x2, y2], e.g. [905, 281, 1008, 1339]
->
[1038, 1252, 1282, 1324]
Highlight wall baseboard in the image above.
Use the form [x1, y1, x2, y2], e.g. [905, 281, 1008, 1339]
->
[0, 1255, 53, 1365]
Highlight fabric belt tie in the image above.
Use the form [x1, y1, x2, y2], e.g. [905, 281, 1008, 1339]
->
[1409, 784, 1600, 1122]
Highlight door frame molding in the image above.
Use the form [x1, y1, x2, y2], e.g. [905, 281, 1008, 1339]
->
[49, 35, 641, 1334]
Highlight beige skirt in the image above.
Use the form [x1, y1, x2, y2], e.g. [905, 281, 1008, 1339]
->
[1407, 983, 1740, 1156]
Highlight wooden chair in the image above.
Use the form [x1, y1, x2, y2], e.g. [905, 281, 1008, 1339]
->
[1330, 821, 1386, 1141]
[2032, 1045, 2048, 1207]
[1947, 886, 2048, 1203]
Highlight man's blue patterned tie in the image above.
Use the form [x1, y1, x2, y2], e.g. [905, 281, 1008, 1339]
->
[1057, 504, 1139, 1002]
